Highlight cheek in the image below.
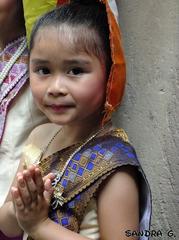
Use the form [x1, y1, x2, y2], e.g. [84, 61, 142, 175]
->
[30, 78, 43, 102]
[89, 82, 106, 108]
[76, 81, 105, 107]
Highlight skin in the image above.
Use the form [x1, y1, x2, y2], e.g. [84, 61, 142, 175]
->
[0, 0, 25, 49]
[29, 27, 107, 142]
[11, 165, 139, 240]
[0, 26, 139, 240]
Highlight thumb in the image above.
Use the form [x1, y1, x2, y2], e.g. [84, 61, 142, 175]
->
[43, 172, 55, 182]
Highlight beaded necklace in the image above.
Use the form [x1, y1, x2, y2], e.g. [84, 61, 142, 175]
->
[0, 37, 27, 87]
[50, 123, 111, 209]
[31, 122, 111, 209]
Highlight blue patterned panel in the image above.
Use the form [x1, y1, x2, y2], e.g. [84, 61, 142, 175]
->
[49, 211, 59, 224]
[121, 146, 136, 159]
[58, 138, 137, 197]
[111, 146, 118, 153]
[62, 179, 68, 188]
[126, 152, 136, 159]
[61, 217, 69, 226]
[99, 148, 107, 155]
[83, 149, 92, 157]
[65, 169, 69, 176]
[79, 156, 88, 167]
[113, 141, 136, 159]
[115, 142, 124, 148]
[90, 153, 97, 161]
[68, 200, 75, 208]
[67, 193, 82, 210]
[73, 153, 81, 161]
[104, 151, 113, 160]
[77, 167, 84, 176]
[68, 160, 73, 167]
[93, 144, 102, 151]
[76, 194, 81, 200]
[72, 163, 78, 171]
[68, 171, 76, 182]
[86, 162, 94, 171]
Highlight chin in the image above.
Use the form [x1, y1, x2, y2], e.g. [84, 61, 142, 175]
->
[45, 115, 73, 126]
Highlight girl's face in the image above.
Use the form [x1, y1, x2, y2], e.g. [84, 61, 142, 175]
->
[30, 27, 107, 126]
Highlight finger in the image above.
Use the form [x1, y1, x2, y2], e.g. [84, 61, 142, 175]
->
[28, 164, 37, 179]
[43, 173, 55, 182]
[44, 179, 53, 204]
[34, 168, 44, 195]
[44, 178, 54, 192]
[11, 187, 25, 211]
[17, 174, 32, 206]
[23, 170, 38, 201]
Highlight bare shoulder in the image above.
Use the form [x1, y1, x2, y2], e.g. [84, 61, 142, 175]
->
[25, 123, 62, 149]
[98, 165, 139, 206]
[97, 166, 139, 240]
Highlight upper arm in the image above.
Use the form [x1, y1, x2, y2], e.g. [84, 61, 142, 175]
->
[97, 166, 139, 240]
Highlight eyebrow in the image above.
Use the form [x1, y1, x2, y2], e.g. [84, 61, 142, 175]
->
[63, 60, 91, 65]
[31, 59, 50, 65]
[30, 58, 91, 66]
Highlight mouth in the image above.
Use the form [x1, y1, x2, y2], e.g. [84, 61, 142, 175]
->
[46, 104, 75, 113]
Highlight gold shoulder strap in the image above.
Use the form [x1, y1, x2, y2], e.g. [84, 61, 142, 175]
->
[112, 128, 129, 143]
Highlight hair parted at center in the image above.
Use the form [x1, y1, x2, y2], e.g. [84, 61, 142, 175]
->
[29, 0, 112, 76]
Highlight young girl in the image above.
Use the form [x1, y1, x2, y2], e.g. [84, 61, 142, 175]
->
[0, 1, 151, 239]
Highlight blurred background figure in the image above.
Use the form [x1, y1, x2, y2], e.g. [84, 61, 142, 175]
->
[0, 0, 48, 206]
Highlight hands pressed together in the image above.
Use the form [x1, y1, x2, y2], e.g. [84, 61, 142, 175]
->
[11, 165, 55, 236]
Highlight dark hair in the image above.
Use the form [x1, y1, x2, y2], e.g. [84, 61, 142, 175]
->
[16, 0, 25, 31]
[29, 1, 112, 75]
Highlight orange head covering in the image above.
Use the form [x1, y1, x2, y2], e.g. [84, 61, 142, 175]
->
[101, 0, 126, 124]
[23, 0, 126, 125]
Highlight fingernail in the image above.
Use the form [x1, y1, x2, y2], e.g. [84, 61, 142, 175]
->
[11, 187, 16, 192]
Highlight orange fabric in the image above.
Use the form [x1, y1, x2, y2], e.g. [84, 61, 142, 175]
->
[56, 0, 126, 124]
[101, 0, 126, 124]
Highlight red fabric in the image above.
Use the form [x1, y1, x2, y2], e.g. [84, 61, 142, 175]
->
[57, 0, 69, 5]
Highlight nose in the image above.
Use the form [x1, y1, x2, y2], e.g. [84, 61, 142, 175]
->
[47, 75, 68, 97]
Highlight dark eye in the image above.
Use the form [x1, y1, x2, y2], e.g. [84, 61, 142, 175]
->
[36, 67, 50, 75]
[68, 67, 84, 75]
